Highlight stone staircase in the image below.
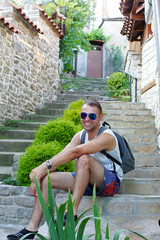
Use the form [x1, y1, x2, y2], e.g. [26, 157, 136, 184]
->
[0, 77, 160, 238]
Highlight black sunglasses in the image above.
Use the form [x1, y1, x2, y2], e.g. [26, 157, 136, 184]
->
[80, 112, 97, 120]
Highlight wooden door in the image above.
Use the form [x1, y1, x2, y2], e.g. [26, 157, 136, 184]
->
[87, 45, 102, 78]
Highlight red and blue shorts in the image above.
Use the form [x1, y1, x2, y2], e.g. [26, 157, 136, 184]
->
[71, 168, 121, 196]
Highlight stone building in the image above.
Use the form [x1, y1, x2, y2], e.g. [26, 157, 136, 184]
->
[0, 0, 65, 126]
[119, 0, 160, 147]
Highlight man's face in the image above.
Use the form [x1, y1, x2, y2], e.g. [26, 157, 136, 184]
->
[80, 104, 102, 131]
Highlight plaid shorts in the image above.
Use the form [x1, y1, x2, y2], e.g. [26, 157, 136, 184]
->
[71, 168, 121, 196]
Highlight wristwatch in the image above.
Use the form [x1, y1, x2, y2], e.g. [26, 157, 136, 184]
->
[46, 159, 51, 169]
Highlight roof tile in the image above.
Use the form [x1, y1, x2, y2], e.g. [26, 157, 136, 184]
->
[33, 4, 65, 39]
[8, 1, 44, 34]
[0, 16, 19, 33]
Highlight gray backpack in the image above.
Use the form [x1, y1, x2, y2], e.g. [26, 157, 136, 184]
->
[80, 121, 135, 174]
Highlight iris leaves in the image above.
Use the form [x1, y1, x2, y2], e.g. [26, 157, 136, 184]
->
[21, 173, 148, 240]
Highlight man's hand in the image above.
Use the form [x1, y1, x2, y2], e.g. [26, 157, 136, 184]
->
[29, 162, 48, 196]
[30, 182, 38, 197]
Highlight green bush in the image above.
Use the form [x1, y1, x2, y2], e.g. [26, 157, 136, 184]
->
[17, 141, 75, 186]
[16, 99, 84, 186]
[107, 72, 129, 101]
[33, 119, 82, 147]
[61, 99, 84, 126]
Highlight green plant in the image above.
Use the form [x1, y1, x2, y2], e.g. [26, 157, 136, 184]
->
[106, 44, 123, 72]
[5, 119, 19, 128]
[83, 28, 110, 47]
[17, 141, 75, 186]
[21, 173, 148, 240]
[16, 99, 84, 186]
[2, 177, 19, 186]
[107, 72, 129, 101]
[61, 99, 84, 125]
[33, 118, 82, 146]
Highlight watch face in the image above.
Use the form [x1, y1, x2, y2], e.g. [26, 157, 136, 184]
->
[46, 160, 51, 169]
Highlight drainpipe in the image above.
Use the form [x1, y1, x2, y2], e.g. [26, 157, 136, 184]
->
[145, 0, 160, 103]
[145, 0, 152, 23]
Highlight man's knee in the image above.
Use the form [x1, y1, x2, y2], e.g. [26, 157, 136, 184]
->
[77, 154, 92, 168]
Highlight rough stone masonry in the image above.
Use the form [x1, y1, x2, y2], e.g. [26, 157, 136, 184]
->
[0, 1, 61, 125]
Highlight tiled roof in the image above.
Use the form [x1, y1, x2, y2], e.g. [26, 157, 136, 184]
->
[119, 0, 145, 42]
[0, 16, 19, 33]
[33, 4, 65, 39]
[8, 1, 44, 34]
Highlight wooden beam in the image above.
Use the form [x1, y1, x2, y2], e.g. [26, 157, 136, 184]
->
[136, 4, 144, 14]
[130, 13, 145, 20]
[141, 80, 156, 94]
[132, 0, 140, 14]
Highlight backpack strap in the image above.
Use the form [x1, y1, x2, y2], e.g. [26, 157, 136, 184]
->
[80, 124, 121, 171]
[80, 129, 86, 144]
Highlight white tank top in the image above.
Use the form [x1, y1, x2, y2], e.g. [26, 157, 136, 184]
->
[80, 127, 123, 181]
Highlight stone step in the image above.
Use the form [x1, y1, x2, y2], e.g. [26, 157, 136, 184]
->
[0, 127, 156, 144]
[24, 114, 58, 122]
[56, 192, 160, 217]
[114, 127, 156, 135]
[105, 120, 154, 128]
[35, 108, 65, 116]
[103, 108, 152, 116]
[100, 101, 146, 109]
[0, 152, 21, 166]
[125, 166, 160, 178]
[0, 166, 12, 181]
[103, 114, 154, 122]
[134, 152, 160, 166]
[130, 142, 158, 153]
[17, 121, 46, 130]
[0, 129, 35, 139]
[44, 102, 69, 109]
[120, 178, 160, 195]
[123, 134, 156, 144]
[0, 139, 33, 152]
[57, 94, 109, 101]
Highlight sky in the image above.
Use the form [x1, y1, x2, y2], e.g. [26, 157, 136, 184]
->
[107, 0, 123, 17]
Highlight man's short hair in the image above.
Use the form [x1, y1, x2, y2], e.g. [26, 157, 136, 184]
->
[81, 99, 102, 115]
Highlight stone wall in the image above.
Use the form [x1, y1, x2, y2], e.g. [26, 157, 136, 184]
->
[141, 34, 160, 146]
[0, 183, 60, 225]
[124, 50, 141, 102]
[0, 2, 61, 126]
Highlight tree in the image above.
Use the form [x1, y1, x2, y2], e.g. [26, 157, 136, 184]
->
[42, 0, 97, 72]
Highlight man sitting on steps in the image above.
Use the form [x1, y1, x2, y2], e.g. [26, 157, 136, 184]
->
[7, 99, 123, 240]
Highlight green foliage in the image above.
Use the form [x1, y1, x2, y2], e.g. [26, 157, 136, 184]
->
[107, 72, 129, 101]
[82, 28, 110, 49]
[10, 0, 23, 7]
[106, 44, 123, 72]
[42, 0, 96, 72]
[42, 0, 109, 72]
[5, 119, 18, 128]
[61, 99, 84, 126]
[17, 141, 75, 186]
[22, 174, 148, 240]
[2, 177, 19, 186]
[33, 118, 81, 146]
[16, 99, 83, 186]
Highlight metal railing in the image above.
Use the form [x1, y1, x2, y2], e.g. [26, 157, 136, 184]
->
[119, 69, 138, 102]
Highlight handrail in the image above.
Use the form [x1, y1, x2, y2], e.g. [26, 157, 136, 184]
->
[119, 69, 138, 102]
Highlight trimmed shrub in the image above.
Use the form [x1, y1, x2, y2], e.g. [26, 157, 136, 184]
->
[33, 119, 82, 146]
[17, 141, 75, 186]
[61, 99, 84, 125]
[107, 72, 129, 101]
[16, 99, 84, 186]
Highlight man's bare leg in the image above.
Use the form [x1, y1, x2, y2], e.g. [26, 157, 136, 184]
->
[72, 155, 105, 215]
[26, 172, 75, 231]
